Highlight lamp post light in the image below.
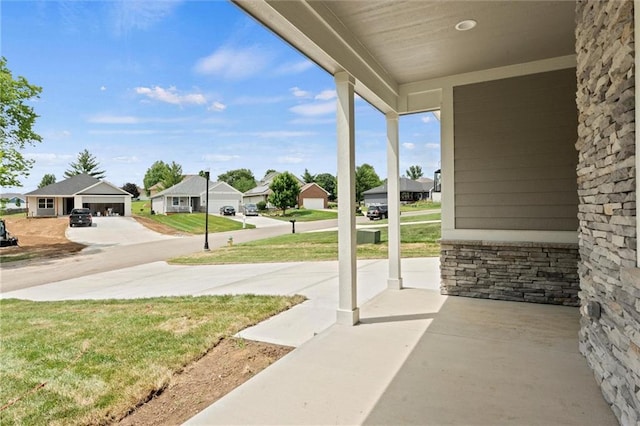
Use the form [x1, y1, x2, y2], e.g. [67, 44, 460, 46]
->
[204, 171, 210, 251]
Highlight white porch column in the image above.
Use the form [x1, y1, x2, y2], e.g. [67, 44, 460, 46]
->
[386, 112, 403, 289]
[335, 71, 359, 325]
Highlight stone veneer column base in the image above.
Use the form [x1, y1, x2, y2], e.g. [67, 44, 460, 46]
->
[440, 240, 580, 306]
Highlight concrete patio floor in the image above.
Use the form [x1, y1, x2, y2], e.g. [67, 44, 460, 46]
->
[187, 288, 616, 425]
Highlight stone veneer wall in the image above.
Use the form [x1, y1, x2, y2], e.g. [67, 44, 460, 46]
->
[440, 240, 580, 306]
[575, 0, 639, 423]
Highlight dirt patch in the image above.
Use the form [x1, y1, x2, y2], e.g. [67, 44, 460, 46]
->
[0, 216, 85, 264]
[117, 338, 292, 425]
[131, 215, 186, 236]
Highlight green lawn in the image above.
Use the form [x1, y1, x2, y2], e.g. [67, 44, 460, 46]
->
[370, 212, 441, 225]
[171, 222, 441, 265]
[263, 208, 338, 222]
[0, 295, 304, 426]
[132, 200, 254, 233]
[400, 200, 441, 212]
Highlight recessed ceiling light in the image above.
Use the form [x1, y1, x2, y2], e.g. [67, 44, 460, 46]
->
[455, 19, 477, 31]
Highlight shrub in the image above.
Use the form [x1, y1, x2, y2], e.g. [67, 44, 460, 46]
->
[256, 201, 267, 211]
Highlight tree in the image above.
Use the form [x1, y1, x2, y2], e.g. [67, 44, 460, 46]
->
[406, 165, 423, 180]
[161, 161, 183, 189]
[38, 173, 56, 188]
[301, 168, 316, 184]
[355, 163, 382, 202]
[217, 168, 257, 193]
[65, 149, 106, 179]
[143, 161, 170, 195]
[263, 169, 277, 179]
[121, 182, 140, 199]
[268, 172, 300, 215]
[0, 57, 43, 187]
[315, 173, 337, 201]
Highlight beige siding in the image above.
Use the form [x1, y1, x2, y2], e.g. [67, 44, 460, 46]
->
[453, 69, 578, 231]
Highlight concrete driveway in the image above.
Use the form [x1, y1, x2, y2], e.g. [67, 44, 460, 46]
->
[66, 216, 177, 249]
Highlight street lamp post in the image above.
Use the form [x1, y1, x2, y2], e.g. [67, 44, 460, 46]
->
[204, 171, 210, 251]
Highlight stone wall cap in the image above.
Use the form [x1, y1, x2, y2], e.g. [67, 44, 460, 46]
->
[440, 239, 578, 249]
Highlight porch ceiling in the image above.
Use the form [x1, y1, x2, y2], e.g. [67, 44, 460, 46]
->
[232, 0, 576, 112]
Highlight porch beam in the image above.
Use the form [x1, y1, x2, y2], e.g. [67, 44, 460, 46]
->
[386, 112, 403, 290]
[335, 71, 359, 326]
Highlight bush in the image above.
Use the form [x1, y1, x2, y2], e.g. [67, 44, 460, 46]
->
[256, 201, 267, 211]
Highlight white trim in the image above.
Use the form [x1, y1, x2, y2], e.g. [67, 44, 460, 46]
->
[441, 86, 455, 231]
[635, 0, 639, 266]
[386, 112, 402, 290]
[442, 229, 578, 244]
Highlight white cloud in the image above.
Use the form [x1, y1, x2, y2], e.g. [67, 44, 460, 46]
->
[134, 86, 207, 106]
[232, 95, 285, 105]
[278, 155, 304, 164]
[289, 117, 335, 125]
[111, 0, 182, 35]
[275, 60, 314, 75]
[255, 131, 314, 139]
[425, 143, 440, 149]
[209, 101, 227, 112]
[194, 46, 272, 80]
[202, 154, 239, 162]
[88, 129, 183, 135]
[25, 153, 74, 165]
[402, 142, 416, 150]
[315, 89, 336, 101]
[290, 86, 311, 98]
[44, 130, 72, 140]
[100, 86, 107, 91]
[202, 154, 240, 162]
[89, 114, 140, 124]
[289, 101, 335, 117]
[112, 156, 140, 164]
[421, 113, 439, 123]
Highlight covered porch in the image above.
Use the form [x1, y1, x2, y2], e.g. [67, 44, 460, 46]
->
[232, 0, 638, 422]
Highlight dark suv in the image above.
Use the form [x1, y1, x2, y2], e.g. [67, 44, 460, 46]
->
[69, 208, 92, 227]
[366, 204, 388, 220]
[219, 205, 236, 216]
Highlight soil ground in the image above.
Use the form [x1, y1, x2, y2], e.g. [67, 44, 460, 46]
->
[1, 215, 294, 424]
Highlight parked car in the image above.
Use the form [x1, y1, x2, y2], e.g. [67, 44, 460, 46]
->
[366, 204, 388, 220]
[69, 208, 92, 227]
[219, 205, 236, 216]
[243, 203, 259, 216]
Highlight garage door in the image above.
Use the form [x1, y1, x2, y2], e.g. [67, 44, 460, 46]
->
[207, 200, 240, 214]
[303, 198, 324, 210]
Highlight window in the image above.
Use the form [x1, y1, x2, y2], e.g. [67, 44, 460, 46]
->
[38, 198, 54, 209]
[172, 197, 180, 206]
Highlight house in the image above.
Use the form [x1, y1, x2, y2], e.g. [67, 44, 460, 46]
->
[24, 174, 132, 217]
[298, 182, 329, 209]
[243, 171, 303, 207]
[201, 181, 244, 214]
[234, 0, 638, 421]
[0, 193, 26, 212]
[363, 177, 433, 206]
[150, 175, 242, 214]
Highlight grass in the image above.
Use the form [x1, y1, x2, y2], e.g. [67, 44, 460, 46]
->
[170, 222, 441, 265]
[400, 200, 441, 212]
[369, 212, 441, 225]
[0, 295, 304, 426]
[131, 200, 254, 233]
[263, 209, 338, 222]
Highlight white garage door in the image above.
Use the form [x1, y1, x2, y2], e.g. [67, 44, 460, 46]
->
[303, 198, 324, 210]
[207, 200, 240, 214]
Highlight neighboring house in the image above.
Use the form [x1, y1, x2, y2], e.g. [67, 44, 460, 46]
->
[25, 174, 132, 217]
[147, 182, 164, 198]
[150, 175, 243, 214]
[0, 193, 26, 212]
[200, 181, 243, 214]
[243, 171, 303, 207]
[298, 183, 329, 209]
[363, 178, 433, 206]
[150, 175, 210, 214]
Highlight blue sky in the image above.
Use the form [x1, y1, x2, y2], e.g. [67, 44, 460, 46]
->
[2, 0, 440, 193]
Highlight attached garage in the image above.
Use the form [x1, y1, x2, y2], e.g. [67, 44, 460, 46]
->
[81, 196, 128, 216]
[298, 183, 329, 210]
[202, 182, 243, 214]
